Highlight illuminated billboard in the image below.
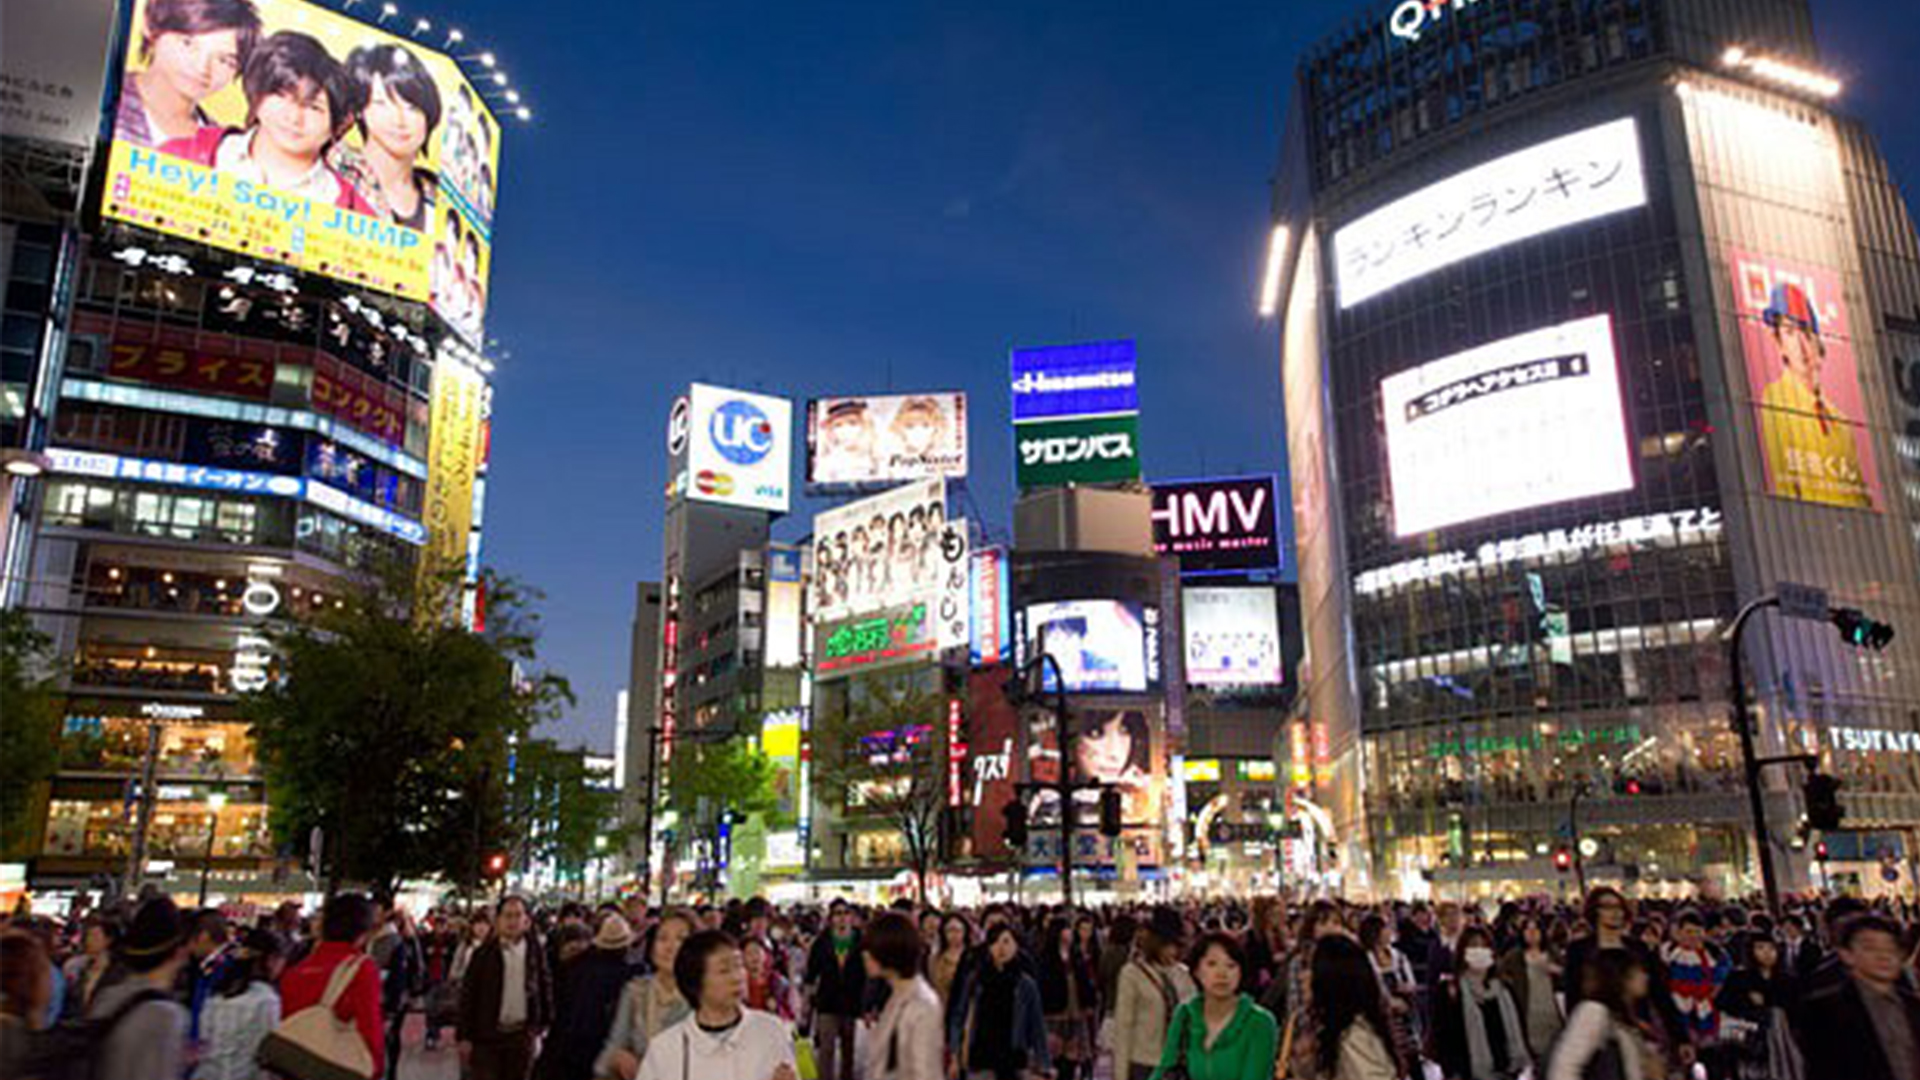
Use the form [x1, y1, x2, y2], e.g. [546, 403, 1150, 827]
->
[1334, 118, 1647, 308]
[1019, 599, 1159, 694]
[3, 0, 115, 148]
[1181, 586, 1282, 687]
[1382, 313, 1633, 536]
[1150, 475, 1283, 576]
[763, 546, 805, 668]
[685, 383, 793, 513]
[969, 546, 1012, 667]
[99, 0, 501, 342]
[419, 357, 486, 582]
[812, 479, 966, 649]
[807, 392, 968, 487]
[1009, 340, 1138, 422]
[1729, 249, 1881, 510]
[1015, 414, 1141, 489]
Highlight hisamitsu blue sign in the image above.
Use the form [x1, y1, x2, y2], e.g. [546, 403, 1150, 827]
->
[1010, 340, 1139, 422]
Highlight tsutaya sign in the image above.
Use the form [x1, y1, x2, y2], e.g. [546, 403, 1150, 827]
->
[1388, 0, 1485, 42]
[1829, 727, 1920, 755]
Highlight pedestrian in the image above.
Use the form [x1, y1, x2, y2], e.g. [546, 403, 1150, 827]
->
[61, 914, 118, 1017]
[1547, 949, 1659, 1080]
[1793, 913, 1920, 1080]
[381, 909, 425, 1079]
[1038, 917, 1098, 1080]
[540, 913, 639, 1080]
[280, 892, 386, 1080]
[930, 913, 972, 1008]
[1360, 913, 1422, 1070]
[1435, 927, 1530, 1080]
[89, 895, 194, 1080]
[1098, 914, 1139, 1022]
[1114, 906, 1196, 1080]
[0, 931, 51, 1078]
[197, 927, 283, 1080]
[1716, 931, 1797, 1080]
[185, 909, 239, 1069]
[1311, 935, 1399, 1080]
[458, 894, 554, 1080]
[861, 911, 943, 1080]
[805, 900, 866, 1080]
[1149, 931, 1279, 1080]
[743, 935, 797, 1021]
[634, 930, 797, 1080]
[949, 923, 1050, 1080]
[595, 910, 694, 1079]
[1561, 888, 1681, 1049]
[1494, 914, 1562, 1061]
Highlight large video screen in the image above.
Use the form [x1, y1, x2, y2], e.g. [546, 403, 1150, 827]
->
[807, 392, 968, 487]
[1182, 586, 1282, 687]
[100, 0, 500, 343]
[1730, 249, 1881, 511]
[685, 383, 793, 512]
[1022, 599, 1154, 694]
[1334, 118, 1647, 309]
[1382, 313, 1634, 536]
[1009, 339, 1138, 422]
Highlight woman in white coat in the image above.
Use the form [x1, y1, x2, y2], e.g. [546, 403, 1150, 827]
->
[863, 912, 945, 1080]
[635, 930, 797, 1080]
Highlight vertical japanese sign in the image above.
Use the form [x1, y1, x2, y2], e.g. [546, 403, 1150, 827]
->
[418, 357, 485, 591]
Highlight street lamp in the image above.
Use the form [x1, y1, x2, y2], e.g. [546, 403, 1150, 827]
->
[593, 834, 608, 901]
[198, 790, 228, 907]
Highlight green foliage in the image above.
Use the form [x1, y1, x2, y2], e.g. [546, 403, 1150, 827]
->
[0, 611, 61, 860]
[245, 567, 572, 897]
[807, 673, 952, 901]
[503, 738, 626, 884]
[667, 737, 780, 823]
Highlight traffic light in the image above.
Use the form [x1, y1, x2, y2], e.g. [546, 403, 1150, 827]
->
[1098, 788, 1123, 838]
[1814, 841, 1831, 863]
[1831, 608, 1896, 651]
[483, 852, 508, 879]
[1805, 773, 1845, 831]
[1002, 799, 1029, 849]
[1553, 847, 1573, 873]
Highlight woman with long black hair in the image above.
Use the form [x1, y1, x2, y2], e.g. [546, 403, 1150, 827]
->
[1311, 935, 1400, 1080]
[1038, 918, 1098, 1080]
[949, 924, 1050, 1080]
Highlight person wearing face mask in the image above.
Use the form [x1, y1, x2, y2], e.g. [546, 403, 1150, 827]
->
[1435, 928, 1531, 1080]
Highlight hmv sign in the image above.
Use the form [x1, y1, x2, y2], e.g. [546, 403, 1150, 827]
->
[1151, 475, 1285, 577]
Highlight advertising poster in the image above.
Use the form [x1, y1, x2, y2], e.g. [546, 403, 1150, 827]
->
[1181, 586, 1282, 687]
[1009, 339, 1139, 422]
[969, 546, 1011, 667]
[1014, 413, 1142, 489]
[1382, 313, 1634, 536]
[1023, 599, 1153, 693]
[2, 0, 115, 147]
[966, 670, 1020, 856]
[686, 383, 793, 513]
[1150, 475, 1284, 576]
[763, 546, 805, 668]
[1025, 703, 1164, 832]
[1729, 248, 1881, 510]
[811, 479, 956, 625]
[418, 357, 485, 584]
[807, 392, 968, 487]
[99, 0, 500, 342]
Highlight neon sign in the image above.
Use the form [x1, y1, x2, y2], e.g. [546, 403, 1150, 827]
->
[1388, 0, 1483, 43]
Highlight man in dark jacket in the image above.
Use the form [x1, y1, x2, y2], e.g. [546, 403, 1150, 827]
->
[1794, 913, 1920, 1080]
[536, 914, 637, 1080]
[458, 895, 554, 1080]
[806, 900, 867, 1080]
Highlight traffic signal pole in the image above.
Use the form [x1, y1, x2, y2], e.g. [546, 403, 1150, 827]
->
[1726, 594, 1782, 913]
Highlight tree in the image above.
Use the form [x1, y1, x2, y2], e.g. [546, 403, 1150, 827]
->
[502, 738, 627, 891]
[246, 567, 572, 897]
[0, 611, 61, 860]
[664, 737, 780, 895]
[808, 674, 952, 903]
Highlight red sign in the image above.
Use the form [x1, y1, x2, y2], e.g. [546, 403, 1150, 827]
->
[312, 356, 405, 447]
[947, 698, 967, 807]
[108, 337, 275, 400]
[967, 672, 1020, 855]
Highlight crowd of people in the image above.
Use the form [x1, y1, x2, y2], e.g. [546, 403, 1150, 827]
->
[0, 886, 1915, 1080]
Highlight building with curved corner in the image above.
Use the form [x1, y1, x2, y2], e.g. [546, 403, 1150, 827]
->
[1271, 0, 1920, 898]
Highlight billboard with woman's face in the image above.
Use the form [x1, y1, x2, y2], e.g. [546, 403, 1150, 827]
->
[99, 0, 500, 345]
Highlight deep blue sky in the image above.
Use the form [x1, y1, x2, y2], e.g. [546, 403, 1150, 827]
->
[463, 0, 1919, 751]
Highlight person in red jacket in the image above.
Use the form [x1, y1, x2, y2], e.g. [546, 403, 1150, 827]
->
[280, 892, 385, 1078]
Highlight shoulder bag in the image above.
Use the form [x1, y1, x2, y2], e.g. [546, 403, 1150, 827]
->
[257, 955, 375, 1080]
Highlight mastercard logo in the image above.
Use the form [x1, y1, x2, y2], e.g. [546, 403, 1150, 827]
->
[695, 470, 735, 496]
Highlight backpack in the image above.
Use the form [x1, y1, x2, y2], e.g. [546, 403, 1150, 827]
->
[16, 987, 171, 1080]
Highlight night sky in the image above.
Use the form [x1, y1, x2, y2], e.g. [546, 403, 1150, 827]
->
[460, 0, 1920, 750]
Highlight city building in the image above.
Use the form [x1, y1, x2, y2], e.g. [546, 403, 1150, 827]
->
[1272, 0, 1920, 897]
[13, 0, 508, 902]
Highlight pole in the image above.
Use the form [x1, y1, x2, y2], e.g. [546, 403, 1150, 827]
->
[640, 723, 662, 905]
[1728, 595, 1783, 913]
[123, 720, 161, 898]
[197, 810, 218, 907]
[1569, 784, 1588, 898]
[1032, 652, 1074, 910]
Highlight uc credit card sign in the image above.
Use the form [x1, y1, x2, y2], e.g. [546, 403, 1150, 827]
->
[1010, 340, 1138, 422]
[686, 383, 793, 513]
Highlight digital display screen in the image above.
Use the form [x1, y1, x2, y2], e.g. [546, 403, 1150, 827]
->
[1150, 475, 1283, 576]
[1009, 339, 1138, 422]
[1181, 586, 1282, 687]
[807, 392, 968, 487]
[1022, 599, 1155, 693]
[1381, 313, 1634, 536]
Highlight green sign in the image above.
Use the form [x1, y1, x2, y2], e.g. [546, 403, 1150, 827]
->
[1425, 724, 1642, 759]
[816, 603, 936, 676]
[1014, 413, 1141, 489]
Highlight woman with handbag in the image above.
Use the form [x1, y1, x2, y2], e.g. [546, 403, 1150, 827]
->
[863, 912, 944, 1080]
[948, 924, 1050, 1080]
[1114, 908, 1197, 1080]
[1310, 936, 1401, 1080]
[1148, 932, 1278, 1080]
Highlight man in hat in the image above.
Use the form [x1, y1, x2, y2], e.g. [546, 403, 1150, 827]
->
[1757, 280, 1873, 508]
[538, 913, 638, 1080]
[88, 895, 192, 1080]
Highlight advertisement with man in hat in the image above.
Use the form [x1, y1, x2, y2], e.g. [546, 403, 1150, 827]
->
[1731, 247, 1881, 510]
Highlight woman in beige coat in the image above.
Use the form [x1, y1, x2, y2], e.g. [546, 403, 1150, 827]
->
[1112, 908, 1198, 1080]
[863, 913, 945, 1080]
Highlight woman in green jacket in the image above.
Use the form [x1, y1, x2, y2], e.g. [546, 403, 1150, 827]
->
[1151, 932, 1281, 1080]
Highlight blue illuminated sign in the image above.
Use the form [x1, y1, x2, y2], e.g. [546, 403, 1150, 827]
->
[1009, 340, 1139, 422]
[710, 399, 776, 466]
